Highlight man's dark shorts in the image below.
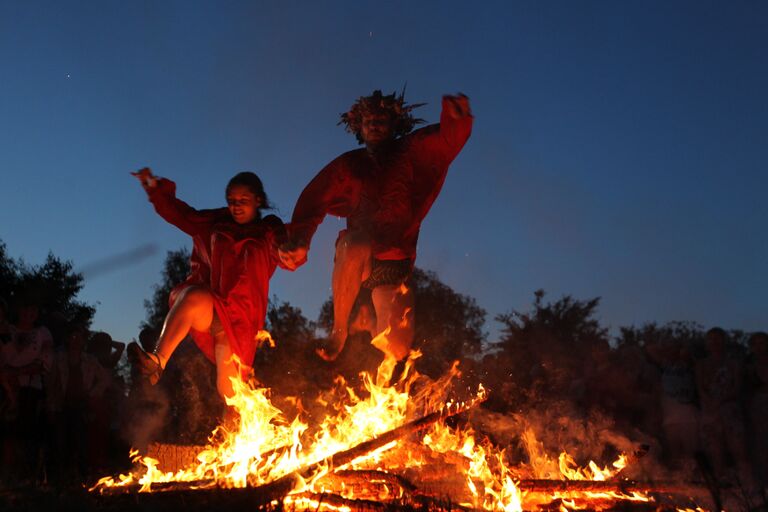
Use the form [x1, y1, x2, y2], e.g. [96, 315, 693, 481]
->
[362, 258, 413, 289]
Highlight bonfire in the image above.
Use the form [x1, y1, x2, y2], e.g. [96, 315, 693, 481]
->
[90, 331, 710, 512]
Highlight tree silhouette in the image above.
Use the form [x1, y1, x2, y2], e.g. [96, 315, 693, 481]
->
[255, 298, 325, 395]
[142, 247, 191, 332]
[410, 268, 487, 376]
[0, 241, 18, 298]
[617, 321, 704, 350]
[0, 239, 95, 328]
[487, 290, 608, 408]
[495, 290, 607, 351]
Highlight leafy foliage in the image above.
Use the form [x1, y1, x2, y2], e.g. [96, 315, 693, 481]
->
[485, 290, 608, 409]
[255, 298, 322, 395]
[495, 289, 607, 352]
[266, 298, 317, 347]
[0, 241, 18, 299]
[0, 239, 94, 327]
[617, 320, 704, 349]
[142, 247, 191, 331]
[410, 268, 487, 375]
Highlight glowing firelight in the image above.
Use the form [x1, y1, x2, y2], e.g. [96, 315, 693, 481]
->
[92, 338, 663, 511]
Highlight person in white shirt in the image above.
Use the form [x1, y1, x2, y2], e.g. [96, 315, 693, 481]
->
[4, 297, 54, 482]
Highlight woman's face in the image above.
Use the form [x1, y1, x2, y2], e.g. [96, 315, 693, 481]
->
[226, 184, 261, 224]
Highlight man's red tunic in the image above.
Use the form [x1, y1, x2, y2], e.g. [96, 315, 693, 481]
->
[147, 178, 284, 369]
[289, 96, 473, 261]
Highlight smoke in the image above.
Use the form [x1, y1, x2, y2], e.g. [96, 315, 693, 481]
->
[120, 379, 170, 453]
[122, 341, 224, 451]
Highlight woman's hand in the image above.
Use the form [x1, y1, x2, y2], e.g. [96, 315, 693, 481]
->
[131, 167, 158, 190]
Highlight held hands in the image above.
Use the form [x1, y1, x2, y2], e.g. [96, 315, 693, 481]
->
[444, 93, 471, 119]
[277, 245, 308, 271]
[131, 167, 158, 191]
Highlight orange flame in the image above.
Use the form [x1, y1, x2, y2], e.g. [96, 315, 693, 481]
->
[93, 331, 663, 511]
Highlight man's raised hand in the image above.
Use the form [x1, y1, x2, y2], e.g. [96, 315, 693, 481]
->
[445, 93, 471, 119]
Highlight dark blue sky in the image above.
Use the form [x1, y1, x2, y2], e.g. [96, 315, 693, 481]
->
[1, 1, 766, 344]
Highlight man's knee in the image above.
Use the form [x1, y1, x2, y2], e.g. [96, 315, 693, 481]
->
[335, 231, 371, 261]
[372, 285, 414, 318]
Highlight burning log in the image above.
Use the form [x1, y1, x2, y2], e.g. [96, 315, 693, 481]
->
[147, 440, 297, 474]
[289, 492, 479, 512]
[317, 469, 417, 498]
[515, 479, 707, 494]
[289, 492, 390, 512]
[239, 396, 487, 502]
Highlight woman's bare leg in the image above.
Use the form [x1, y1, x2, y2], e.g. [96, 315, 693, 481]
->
[154, 286, 215, 368]
[214, 338, 238, 400]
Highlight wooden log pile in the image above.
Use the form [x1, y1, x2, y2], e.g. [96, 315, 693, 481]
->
[146, 441, 204, 473]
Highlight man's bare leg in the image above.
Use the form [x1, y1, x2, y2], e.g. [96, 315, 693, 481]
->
[349, 302, 376, 337]
[320, 232, 371, 360]
[371, 284, 415, 361]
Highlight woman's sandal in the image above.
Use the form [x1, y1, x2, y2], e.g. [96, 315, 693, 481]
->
[127, 342, 163, 385]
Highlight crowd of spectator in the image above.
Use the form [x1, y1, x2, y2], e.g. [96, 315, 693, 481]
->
[477, 325, 768, 497]
[0, 293, 223, 486]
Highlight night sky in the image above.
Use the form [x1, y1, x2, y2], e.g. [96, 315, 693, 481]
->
[1, 1, 766, 345]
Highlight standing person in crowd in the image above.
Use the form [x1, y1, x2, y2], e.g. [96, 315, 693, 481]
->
[695, 327, 751, 485]
[746, 331, 768, 492]
[84, 331, 126, 475]
[2, 296, 54, 482]
[47, 322, 111, 481]
[280, 90, 473, 363]
[128, 168, 291, 402]
[0, 297, 16, 415]
[0, 297, 18, 479]
[87, 331, 125, 370]
[656, 339, 700, 469]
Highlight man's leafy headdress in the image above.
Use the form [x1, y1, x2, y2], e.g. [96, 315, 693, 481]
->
[339, 88, 425, 144]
